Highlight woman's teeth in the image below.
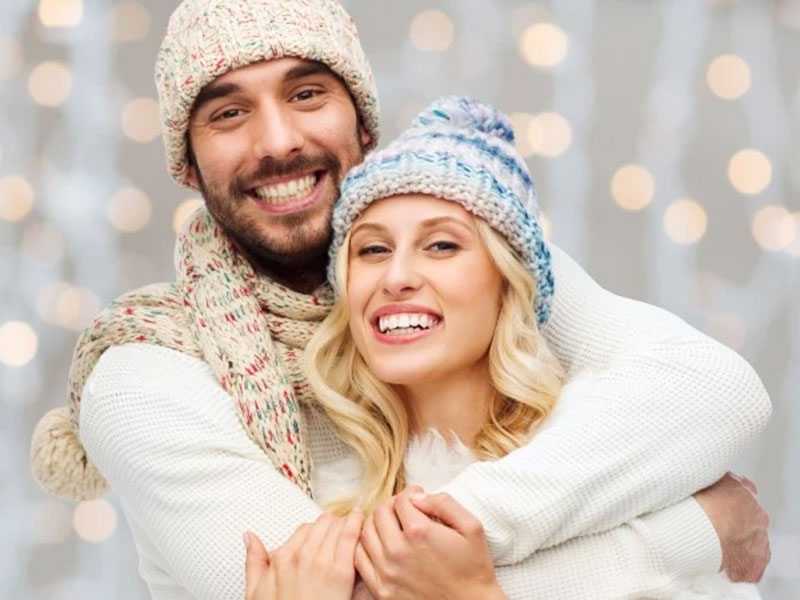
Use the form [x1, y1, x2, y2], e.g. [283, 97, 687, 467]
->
[378, 313, 440, 334]
[252, 174, 317, 204]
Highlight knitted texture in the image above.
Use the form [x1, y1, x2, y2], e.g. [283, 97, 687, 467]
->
[30, 207, 332, 501]
[155, 0, 380, 188]
[329, 96, 553, 325]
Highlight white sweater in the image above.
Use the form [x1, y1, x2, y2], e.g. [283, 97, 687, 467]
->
[78, 244, 771, 599]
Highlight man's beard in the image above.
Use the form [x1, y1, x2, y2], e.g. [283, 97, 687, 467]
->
[196, 151, 342, 271]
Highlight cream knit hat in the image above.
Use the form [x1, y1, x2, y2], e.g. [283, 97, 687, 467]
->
[155, 0, 381, 188]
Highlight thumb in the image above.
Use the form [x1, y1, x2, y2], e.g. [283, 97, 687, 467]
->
[244, 531, 270, 599]
[411, 492, 482, 537]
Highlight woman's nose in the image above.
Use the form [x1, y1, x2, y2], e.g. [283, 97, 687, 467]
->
[381, 253, 423, 298]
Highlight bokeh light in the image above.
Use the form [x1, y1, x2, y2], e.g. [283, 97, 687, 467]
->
[751, 205, 796, 251]
[728, 149, 772, 195]
[409, 10, 455, 52]
[38, 0, 83, 28]
[527, 111, 572, 157]
[73, 500, 117, 543]
[0, 175, 35, 222]
[28, 61, 72, 107]
[108, 187, 152, 232]
[707, 54, 751, 100]
[784, 212, 800, 257]
[30, 501, 73, 544]
[663, 198, 708, 244]
[611, 164, 655, 211]
[509, 112, 537, 157]
[519, 22, 568, 68]
[0, 36, 23, 81]
[111, 2, 151, 42]
[173, 197, 204, 233]
[0, 321, 39, 367]
[36, 282, 100, 331]
[21, 222, 66, 265]
[121, 98, 161, 143]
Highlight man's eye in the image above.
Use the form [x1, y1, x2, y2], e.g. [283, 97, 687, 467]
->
[214, 109, 243, 121]
[293, 89, 320, 102]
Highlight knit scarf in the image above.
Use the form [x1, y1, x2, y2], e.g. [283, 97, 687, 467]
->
[31, 207, 333, 501]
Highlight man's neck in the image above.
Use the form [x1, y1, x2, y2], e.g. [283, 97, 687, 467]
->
[236, 243, 328, 294]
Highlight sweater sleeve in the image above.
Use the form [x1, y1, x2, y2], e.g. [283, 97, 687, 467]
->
[79, 344, 324, 600]
[496, 497, 721, 600]
[441, 243, 772, 565]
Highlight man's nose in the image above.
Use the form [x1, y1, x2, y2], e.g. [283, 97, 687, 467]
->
[250, 103, 305, 161]
[382, 252, 423, 298]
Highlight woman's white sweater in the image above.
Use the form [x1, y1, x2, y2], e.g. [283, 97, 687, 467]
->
[78, 244, 771, 599]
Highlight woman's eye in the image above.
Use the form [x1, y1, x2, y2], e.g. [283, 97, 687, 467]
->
[357, 245, 389, 256]
[427, 241, 460, 252]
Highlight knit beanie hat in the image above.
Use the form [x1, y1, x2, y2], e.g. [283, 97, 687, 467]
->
[329, 96, 554, 326]
[155, 0, 381, 188]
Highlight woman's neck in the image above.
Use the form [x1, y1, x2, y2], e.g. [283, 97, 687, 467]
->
[399, 362, 493, 447]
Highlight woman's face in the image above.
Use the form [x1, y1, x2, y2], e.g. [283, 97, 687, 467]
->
[346, 194, 503, 387]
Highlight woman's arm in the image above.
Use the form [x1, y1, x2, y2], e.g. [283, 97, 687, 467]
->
[441, 243, 771, 565]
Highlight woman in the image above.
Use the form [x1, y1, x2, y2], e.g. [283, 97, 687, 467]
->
[244, 97, 761, 600]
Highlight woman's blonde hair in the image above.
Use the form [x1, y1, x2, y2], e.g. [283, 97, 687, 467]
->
[304, 216, 564, 515]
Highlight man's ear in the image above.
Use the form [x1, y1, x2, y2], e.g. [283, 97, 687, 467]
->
[359, 124, 371, 149]
[186, 162, 200, 189]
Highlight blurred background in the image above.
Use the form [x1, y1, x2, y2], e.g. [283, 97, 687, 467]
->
[1, 0, 798, 598]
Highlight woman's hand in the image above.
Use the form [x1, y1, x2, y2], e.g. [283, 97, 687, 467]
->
[244, 510, 364, 600]
[354, 487, 507, 600]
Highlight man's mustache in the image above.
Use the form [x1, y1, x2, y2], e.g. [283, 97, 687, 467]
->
[233, 153, 341, 193]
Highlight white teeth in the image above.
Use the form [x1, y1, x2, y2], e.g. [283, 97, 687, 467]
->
[253, 174, 316, 204]
[377, 313, 440, 334]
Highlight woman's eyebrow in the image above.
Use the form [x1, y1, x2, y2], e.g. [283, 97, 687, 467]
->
[350, 222, 386, 238]
[418, 216, 474, 233]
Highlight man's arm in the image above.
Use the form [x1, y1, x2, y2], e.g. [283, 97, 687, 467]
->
[442, 243, 772, 565]
[79, 344, 323, 600]
[495, 497, 721, 600]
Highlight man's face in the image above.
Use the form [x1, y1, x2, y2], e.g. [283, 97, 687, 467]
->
[186, 58, 370, 269]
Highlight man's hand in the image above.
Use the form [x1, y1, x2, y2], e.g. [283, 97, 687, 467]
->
[694, 472, 770, 582]
[354, 487, 506, 600]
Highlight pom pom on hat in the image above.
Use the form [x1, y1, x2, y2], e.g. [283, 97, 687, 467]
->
[410, 96, 515, 144]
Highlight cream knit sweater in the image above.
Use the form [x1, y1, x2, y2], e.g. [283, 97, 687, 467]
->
[78, 245, 771, 599]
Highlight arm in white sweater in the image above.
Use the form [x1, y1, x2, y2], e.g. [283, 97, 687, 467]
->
[441, 244, 771, 565]
[81, 344, 721, 600]
[495, 497, 722, 600]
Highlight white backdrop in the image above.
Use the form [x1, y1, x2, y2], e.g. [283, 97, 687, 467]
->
[2, 0, 799, 598]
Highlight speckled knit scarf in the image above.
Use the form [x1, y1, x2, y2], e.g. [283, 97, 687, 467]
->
[31, 207, 333, 501]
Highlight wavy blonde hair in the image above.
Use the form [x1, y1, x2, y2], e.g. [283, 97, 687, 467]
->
[305, 216, 564, 515]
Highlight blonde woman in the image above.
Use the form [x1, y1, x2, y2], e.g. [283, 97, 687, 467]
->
[244, 97, 766, 600]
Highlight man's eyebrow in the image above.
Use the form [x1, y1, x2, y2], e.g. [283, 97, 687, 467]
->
[191, 82, 243, 115]
[282, 61, 336, 84]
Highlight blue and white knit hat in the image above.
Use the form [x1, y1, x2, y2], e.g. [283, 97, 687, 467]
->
[329, 96, 554, 326]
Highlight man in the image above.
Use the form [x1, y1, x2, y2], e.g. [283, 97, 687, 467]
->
[30, 0, 771, 598]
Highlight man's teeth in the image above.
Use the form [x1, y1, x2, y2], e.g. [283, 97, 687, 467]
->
[378, 313, 440, 334]
[253, 174, 317, 204]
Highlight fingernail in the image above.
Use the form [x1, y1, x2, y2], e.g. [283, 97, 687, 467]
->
[352, 506, 363, 515]
[411, 492, 426, 503]
[243, 531, 251, 549]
